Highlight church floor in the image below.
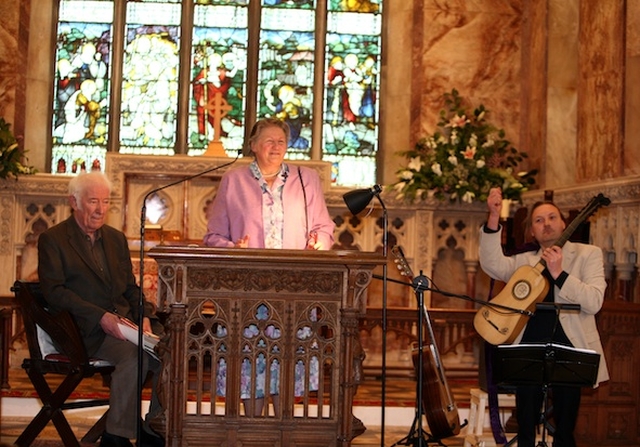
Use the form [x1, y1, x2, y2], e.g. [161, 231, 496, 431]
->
[0, 367, 490, 446]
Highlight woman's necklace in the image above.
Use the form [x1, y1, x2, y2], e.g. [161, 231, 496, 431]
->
[260, 165, 281, 179]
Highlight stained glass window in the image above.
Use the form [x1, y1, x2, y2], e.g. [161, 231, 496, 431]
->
[189, 2, 249, 155]
[51, 0, 383, 186]
[324, 0, 381, 185]
[52, 0, 114, 174]
[258, 4, 316, 159]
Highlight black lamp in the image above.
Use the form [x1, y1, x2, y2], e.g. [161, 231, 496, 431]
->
[343, 184, 383, 215]
[342, 184, 388, 446]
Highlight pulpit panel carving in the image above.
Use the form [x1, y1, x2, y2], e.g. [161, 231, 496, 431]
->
[149, 246, 383, 446]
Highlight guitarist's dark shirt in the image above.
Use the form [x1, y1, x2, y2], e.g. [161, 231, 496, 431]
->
[482, 224, 573, 346]
[521, 268, 572, 346]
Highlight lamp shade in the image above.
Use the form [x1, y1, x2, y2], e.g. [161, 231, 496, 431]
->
[343, 185, 382, 215]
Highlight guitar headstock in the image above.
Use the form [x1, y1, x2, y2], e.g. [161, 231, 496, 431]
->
[391, 245, 414, 280]
[593, 193, 611, 208]
[577, 193, 611, 222]
[554, 193, 611, 248]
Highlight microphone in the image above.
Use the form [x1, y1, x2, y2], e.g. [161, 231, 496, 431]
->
[134, 149, 241, 445]
[535, 302, 581, 312]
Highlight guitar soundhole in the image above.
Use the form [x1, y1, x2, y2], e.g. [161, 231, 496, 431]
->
[512, 280, 531, 300]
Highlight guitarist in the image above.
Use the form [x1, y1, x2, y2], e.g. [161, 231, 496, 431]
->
[478, 187, 609, 447]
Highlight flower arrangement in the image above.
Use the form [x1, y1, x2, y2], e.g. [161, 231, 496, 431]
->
[392, 89, 537, 203]
[0, 117, 36, 180]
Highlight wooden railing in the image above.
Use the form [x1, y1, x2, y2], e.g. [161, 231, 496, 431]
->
[359, 307, 480, 380]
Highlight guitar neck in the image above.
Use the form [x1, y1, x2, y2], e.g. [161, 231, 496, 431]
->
[554, 214, 585, 249]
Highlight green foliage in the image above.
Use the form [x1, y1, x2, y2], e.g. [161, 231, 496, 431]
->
[391, 89, 537, 203]
[0, 117, 36, 180]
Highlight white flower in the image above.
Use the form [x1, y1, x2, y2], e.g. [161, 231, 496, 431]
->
[447, 155, 458, 166]
[450, 130, 459, 145]
[476, 159, 486, 168]
[399, 170, 414, 180]
[431, 163, 442, 176]
[407, 156, 424, 171]
[505, 181, 524, 190]
[462, 191, 475, 203]
[394, 181, 407, 192]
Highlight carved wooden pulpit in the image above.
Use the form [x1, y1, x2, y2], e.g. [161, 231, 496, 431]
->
[148, 246, 385, 447]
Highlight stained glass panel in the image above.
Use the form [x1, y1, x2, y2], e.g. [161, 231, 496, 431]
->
[119, 2, 181, 154]
[52, 1, 114, 174]
[188, 4, 249, 156]
[328, 0, 381, 13]
[323, 7, 381, 185]
[258, 7, 315, 158]
[262, 0, 314, 9]
[196, 0, 248, 5]
[50, 0, 384, 187]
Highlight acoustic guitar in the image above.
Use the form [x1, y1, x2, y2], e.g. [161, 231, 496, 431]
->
[392, 246, 461, 440]
[473, 193, 611, 345]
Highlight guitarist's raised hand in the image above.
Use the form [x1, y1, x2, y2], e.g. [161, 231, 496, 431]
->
[486, 187, 503, 231]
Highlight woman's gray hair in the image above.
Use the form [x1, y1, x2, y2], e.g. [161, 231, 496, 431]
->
[245, 117, 290, 156]
[68, 171, 112, 203]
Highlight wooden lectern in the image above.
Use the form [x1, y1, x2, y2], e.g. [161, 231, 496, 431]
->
[148, 246, 386, 447]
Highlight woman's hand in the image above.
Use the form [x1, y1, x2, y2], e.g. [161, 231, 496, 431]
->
[306, 231, 319, 250]
[235, 235, 249, 248]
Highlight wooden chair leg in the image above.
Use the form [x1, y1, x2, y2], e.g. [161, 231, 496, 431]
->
[16, 367, 83, 447]
[51, 410, 81, 447]
[81, 409, 109, 443]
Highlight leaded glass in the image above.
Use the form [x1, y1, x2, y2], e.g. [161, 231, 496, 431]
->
[119, 2, 181, 155]
[323, 7, 381, 185]
[52, 0, 113, 174]
[189, 3, 249, 156]
[328, 0, 380, 12]
[50, 0, 384, 187]
[196, 0, 248, 5]
[258, 7, 315, 158]
[262, 0, 314, 9]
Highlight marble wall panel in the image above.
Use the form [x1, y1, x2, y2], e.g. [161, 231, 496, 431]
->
[0, 1, 19, 122]
[413, 0, 523, 156]
[577, 0, 625, 181]
[625, 0, 640, 176]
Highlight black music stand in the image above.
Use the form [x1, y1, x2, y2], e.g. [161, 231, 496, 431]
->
[492, 343, 600, 447]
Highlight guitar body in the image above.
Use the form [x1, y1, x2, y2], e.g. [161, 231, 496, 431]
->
[412, 345, 461, 439]
[474, 263, 549, 345]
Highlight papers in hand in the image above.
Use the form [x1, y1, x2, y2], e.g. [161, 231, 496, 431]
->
[117, 317, 160, 360]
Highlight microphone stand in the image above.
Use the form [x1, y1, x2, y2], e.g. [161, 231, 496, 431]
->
[135, 150, 241, 445]
[380, 205, 388, 447]
[391, 273, 434, 447]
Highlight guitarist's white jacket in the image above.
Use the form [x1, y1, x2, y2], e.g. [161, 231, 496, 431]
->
[479, 228, 610, 387]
